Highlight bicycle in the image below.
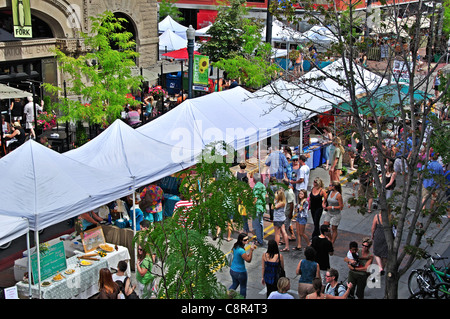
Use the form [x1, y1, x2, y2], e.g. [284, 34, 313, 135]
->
[408, 253, 450, 299]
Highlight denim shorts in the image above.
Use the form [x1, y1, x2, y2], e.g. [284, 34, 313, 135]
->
[296, 216, 307, 225]
[273, 221, 285, 228]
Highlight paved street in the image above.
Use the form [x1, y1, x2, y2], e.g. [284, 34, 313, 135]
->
[210, 165, 450, 299]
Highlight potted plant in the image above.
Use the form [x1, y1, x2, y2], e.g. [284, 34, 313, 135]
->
[149, 86, 166, 100]
[36, 112, 57, 131]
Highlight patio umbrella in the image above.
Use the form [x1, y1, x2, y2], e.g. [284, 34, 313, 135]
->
[162, 47, 200, 60]
[0, 83, 30, 99]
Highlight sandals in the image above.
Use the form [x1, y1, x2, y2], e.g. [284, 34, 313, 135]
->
[293, 247, 302, 251]
[280, 248, 290, 252]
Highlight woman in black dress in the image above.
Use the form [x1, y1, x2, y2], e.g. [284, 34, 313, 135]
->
[309, 177, 327, 238]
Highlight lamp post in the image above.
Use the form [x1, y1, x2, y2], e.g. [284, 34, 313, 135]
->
[186, 25, 195, 99]
[265, 0, 272, 44]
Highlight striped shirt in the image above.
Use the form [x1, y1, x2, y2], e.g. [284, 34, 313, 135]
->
[173, 200, 194, 228]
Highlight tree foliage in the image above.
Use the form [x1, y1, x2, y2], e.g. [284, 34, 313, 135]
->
[43, 11, 142, 126]
[214, 22, 280, 89]
[136, 142, 256, 299]
[158, 0, 184, 22]
[200, 0, 249, 63]
[200, 0, 279, 89]
[259, 0, 450, 299]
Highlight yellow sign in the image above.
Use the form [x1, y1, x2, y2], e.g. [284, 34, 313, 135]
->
[12, 0, 32, 38]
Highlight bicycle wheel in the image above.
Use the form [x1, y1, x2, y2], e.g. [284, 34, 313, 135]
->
[434, 282, 450, 299]
[408, 269, 435, 296]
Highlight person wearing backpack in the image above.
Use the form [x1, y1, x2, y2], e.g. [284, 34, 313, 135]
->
[323, 268, 353, 299]
[113, 260, 139, 299]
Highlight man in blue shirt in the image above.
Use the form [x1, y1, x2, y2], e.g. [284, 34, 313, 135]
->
[422, 153, 445, 209]
[265, 146, 290, 182]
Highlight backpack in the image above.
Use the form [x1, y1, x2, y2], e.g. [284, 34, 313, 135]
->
[115, 277, 139, 299]
[325, 282, 354, 299]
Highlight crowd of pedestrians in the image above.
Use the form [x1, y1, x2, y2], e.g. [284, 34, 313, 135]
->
[227, 118, 449, 299]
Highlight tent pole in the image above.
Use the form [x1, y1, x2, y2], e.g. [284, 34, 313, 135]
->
[35, 225, 41, 299]
[258, 140, 261, 173]
[25, 219, 32, 299]
[299, 120, 303, 154]
[132, 187, 137, 275]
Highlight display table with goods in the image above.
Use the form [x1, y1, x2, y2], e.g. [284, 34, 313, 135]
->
[15, 229, 130, 299]
[100, 224, 135, 270]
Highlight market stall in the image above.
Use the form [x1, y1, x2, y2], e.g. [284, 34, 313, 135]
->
[15, 227, 131, 299]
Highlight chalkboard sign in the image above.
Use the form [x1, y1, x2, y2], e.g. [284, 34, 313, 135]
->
[30, 241, 67, 284]
[80, 226, 106, 253]
[302, 119, 311, 147]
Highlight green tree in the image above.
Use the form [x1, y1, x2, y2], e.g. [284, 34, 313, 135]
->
[261, 0, 449, 299]
[158, 0, 184, 22]
[136, 142, 256, 298]
[200, 0, 250, 63]
[200, 0, 278, 89]
[214, 22, 279, 89]
[43, 11, 142, 127]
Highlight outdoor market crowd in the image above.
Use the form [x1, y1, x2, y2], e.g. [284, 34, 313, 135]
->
[1, 96, 47, 156]
[223, 117, 449, 299]
[81, 113, 449, 299]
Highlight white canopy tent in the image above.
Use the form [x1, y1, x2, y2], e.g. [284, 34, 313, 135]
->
[195, 24, 212, 37]
[0, 215, 29, 247]
[64, 119, 196, 190]
[158, 15, 188, 39]
[0, 140, 134, 295]
[254, 77, 334, 124]
[262, 19, 302, 43]
[159, 29, 187, 52]
[253, 58, 387, 123]
[318, 58, 388, 98]
[137, 86, 295, 153]
[0, 140, 134, 232]
[271, 48, 288, 58]
[298, 25, 339, 51]
[253, 58, 387, 149]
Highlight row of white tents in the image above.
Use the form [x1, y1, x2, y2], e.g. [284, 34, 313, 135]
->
[0, 57, 386, 246]
[0, 59, 386, 296]
[158, 15, 339, 56]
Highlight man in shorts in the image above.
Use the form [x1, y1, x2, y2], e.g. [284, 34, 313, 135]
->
[421, 153, 445, 210]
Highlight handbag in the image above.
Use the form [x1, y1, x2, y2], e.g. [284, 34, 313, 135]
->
[276, 253, 286, 280]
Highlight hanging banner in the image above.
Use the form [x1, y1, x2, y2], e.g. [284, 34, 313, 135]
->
[392, 60, 413, 83]
[12, 0, 33, 38]
[193, 55, 209, 86]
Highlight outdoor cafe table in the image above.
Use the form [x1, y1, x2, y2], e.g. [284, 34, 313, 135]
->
[15, 244, 130, 299]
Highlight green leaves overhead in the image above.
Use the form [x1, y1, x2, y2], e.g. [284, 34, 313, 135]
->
[43, 11, 142, 126]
